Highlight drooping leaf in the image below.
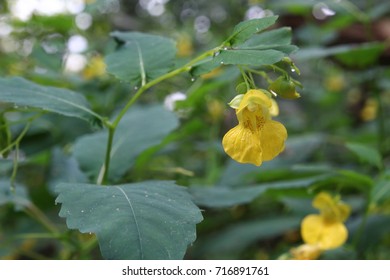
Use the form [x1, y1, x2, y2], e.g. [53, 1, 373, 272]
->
[0, 77, 102, 124]
[228, 16, 278, 46]
[55, 181, 203, 259]
[345, 142, 382, 169]
[105, 32, 176, 86]
[73, 105, 179, 182]
[0, 180, 31, 211]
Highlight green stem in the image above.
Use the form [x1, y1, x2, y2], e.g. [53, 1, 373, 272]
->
[111, 48, 219, 128]
[24, 203, 60, 235]
[0, 116, 37, 158]
[99, 46, 222, 184]
[375, 90, 386, 159]
[10, 142, 19, 192]
[239, 67, 250, 90]
[97, 125, 115, 185]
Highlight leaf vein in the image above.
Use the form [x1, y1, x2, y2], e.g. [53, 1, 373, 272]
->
[115, 186, 144, 259]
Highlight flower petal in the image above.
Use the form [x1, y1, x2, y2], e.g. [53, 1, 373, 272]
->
[301, 214, 348, 250]
[313, 192, 351, 223]
[259, 120, 287, 161]
[236, 89, 272, 116]
[222, 124, 262, 166]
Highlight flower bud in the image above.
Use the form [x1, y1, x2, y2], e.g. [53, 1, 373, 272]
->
[269, 76, 301, 99]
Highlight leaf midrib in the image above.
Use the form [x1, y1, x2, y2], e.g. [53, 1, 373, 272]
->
[1, 80, 102, 121]
[115, 186, 144, 259]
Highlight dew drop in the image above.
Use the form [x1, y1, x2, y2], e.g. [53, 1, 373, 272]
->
[291, 68, 296, 72]
[81, 210, 84, 213]
[223, 47, 228, 50]
[214, 51, 220, 57]
[220, 61, 224, 65]
[134, 86, 139, 90]
[116, 208, 120, 211]
[191, 77, 196, 82]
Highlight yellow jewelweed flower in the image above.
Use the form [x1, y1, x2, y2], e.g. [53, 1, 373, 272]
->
[222, 89, 287, 166]
[301, 192, 351, 250]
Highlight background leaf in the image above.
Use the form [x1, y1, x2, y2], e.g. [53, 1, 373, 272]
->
[55, 181, 203, 259]
[73, 105, 179, 182]
[47, 148, 88, 194]
[345, 142, 382, 168]
[105, 32, 176, 86]
[190, 175, 328, 208]
[0, 180, 31, 211]
[194, 216, 301, 258]
[0, 77, 102, 124]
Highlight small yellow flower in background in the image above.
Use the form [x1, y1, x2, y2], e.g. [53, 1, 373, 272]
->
[290, 244, 322, 260]
[176, 34, 194, 57]
[82, 55, 106, 80]
[324, 74, 345, 92]
[301, 192, 351, 250]
[207, 99, 224, 123]
[360, 98, 378, 122]
[222, 89, 287, 166]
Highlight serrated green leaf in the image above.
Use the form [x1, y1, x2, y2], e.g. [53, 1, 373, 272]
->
[239, 27, 297, 54]
[55, 181, 203, 259]
[192, 49, 284, 76]
[105, 32, 176, 86]
[73, 105, 179, 182]
[0, 180, 31, 211]
[193, 23, 296, 76]
[228, 16, 278, 46]
[0, 77, 102, 124]
[345, 142, 382, 168]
